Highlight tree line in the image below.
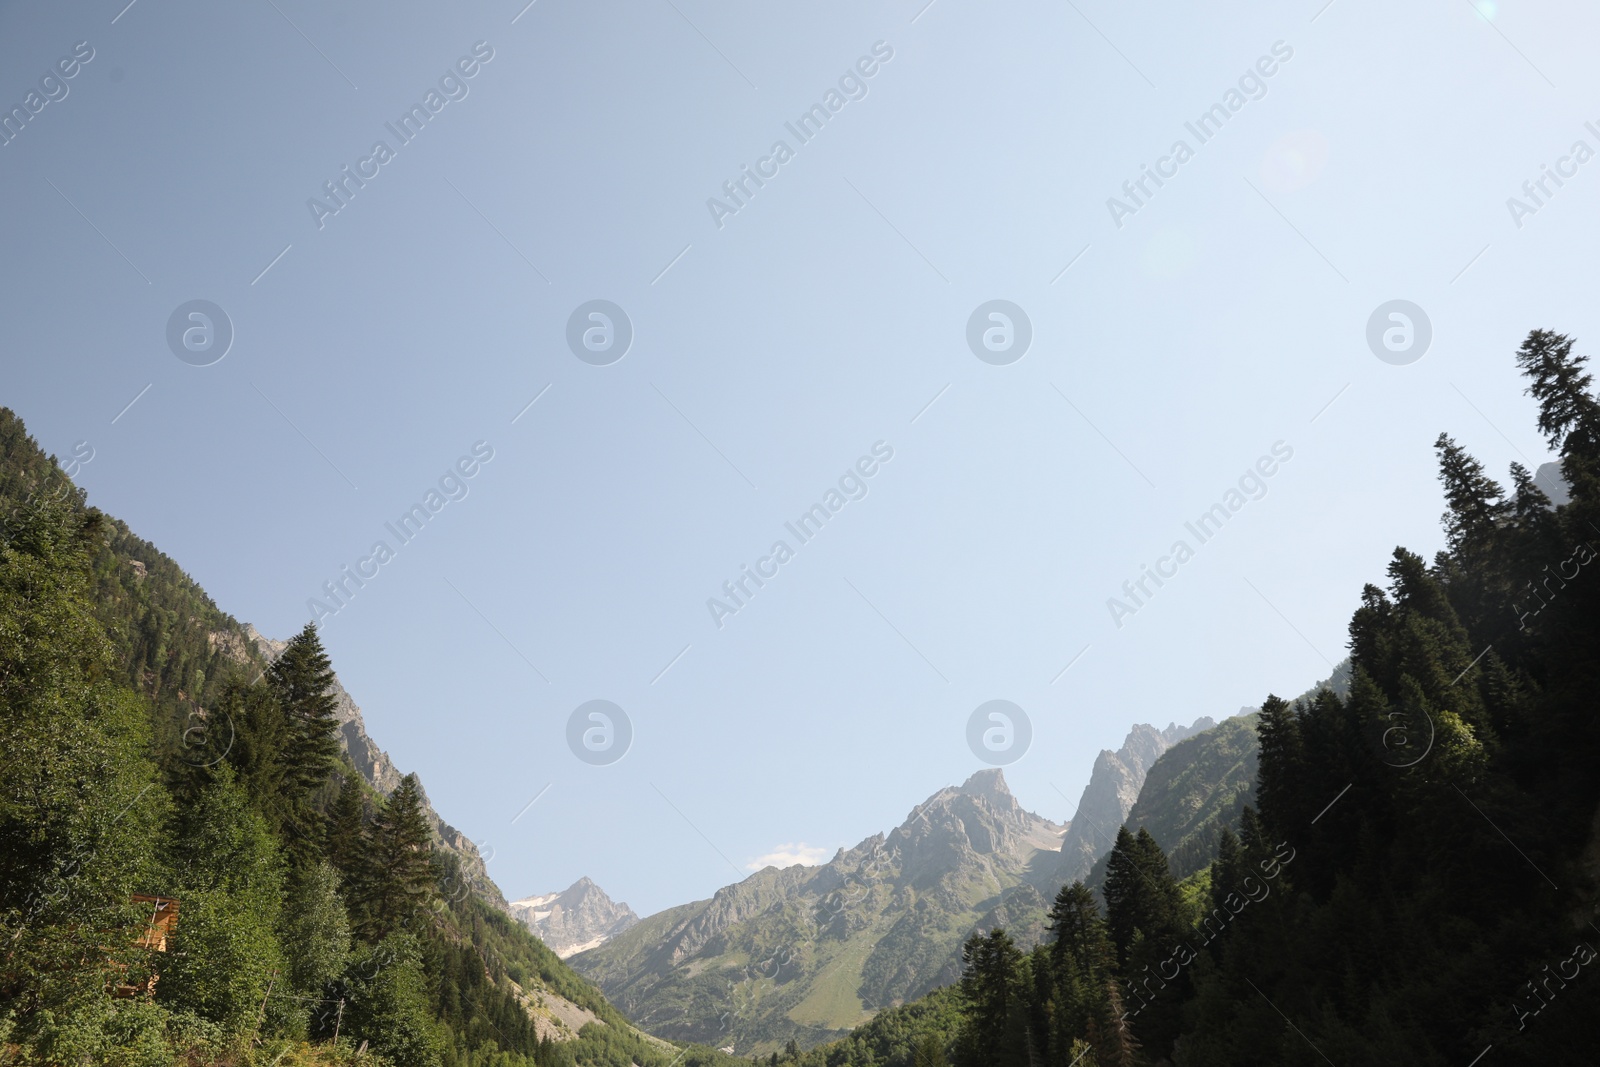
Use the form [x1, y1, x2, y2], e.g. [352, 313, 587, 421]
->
[773, 329, 1600, 1065]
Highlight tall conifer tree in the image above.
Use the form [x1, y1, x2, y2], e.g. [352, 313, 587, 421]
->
[356, 774, 436, 941]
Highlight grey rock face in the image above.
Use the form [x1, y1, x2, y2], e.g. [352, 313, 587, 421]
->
[244, 626, 505, 911]
[1053, 718, 1215, 885]
[510, 878, 641, 958]
[1536, 461, 1571, 507]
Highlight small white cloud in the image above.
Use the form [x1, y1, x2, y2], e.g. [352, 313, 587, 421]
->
[747, 843, 830, 870]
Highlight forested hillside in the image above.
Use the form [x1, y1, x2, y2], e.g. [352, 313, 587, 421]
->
[0, 408, 741, 1066]
[770, 329, 1600, 1066]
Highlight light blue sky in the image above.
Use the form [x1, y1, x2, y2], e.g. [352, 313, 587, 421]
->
[3, 0, 1595, 916]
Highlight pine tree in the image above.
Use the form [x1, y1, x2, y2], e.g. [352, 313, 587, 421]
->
[1515, 329, 1600, 475]
[1047, 881, 1111, 978]
[955, 929, 1028, 1067]
[1045, 882, 1111, 1062]
[1093, 980, 1139, 1067]
[1101, 827, 1143, 967]
[1254, 696, 1304, 840]
[338, 932, 443, 1067]
[356, 774, 437, 941]
[1103, 827, 1182, 968]
[1434, 433, 1508, 555]
[160, 765, 286, 1031]
[265, 623, 342, 860]
[325, 773, 368, 881]
[1199, 825, 1246, 954]
[214, 678, 291, 821]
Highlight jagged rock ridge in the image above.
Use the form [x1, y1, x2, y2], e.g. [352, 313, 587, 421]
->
[1053, 718, 1215, 886]
[510, 877, 640, 958]
[243, 626, 504, 910]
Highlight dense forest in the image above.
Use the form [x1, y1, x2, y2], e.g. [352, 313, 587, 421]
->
[0, 409, 742, 1066]
[763, 330, 1600, 1065]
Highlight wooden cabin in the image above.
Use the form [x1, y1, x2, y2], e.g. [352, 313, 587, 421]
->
[112, 895, 180, 998]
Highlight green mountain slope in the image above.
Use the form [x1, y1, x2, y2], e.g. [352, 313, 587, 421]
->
[570, 770, 1064, 1055]
[1083, 662, 1350, 890]
[1083, 714, 1258, 889]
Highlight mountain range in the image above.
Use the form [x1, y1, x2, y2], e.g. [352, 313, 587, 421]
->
[559, 707, 1250, 1058]
[229, 615, 1350, 1059]
[237, 609, 1288, 1058]
[565, 767, 1063, 1053]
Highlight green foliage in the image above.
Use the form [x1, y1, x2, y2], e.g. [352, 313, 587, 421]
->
[339, 933, 445, 1067]
[781, 985, 962, 1067]
[352, 773, 438, 941]
[1045, 881, 1112, 1056]
[897, 329, 1600, 1064]
[160, 767, 286, 1031]
[281, 861, 352, 1000]
[325, 774, 367, 882]
[953, 929, 1027, 1067]
[1169, 339, 1600, 1065]
[1101, 828, 1181, 970]
[798, 333, 1600, 1066]
[0, 491, 166, 1045]
[10, 322, 1598, 1064]
[8, 996, 177, 1067]
[266, 624, 343, 865]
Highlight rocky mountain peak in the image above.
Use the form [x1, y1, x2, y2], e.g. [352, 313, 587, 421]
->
[958, 767, 1012, 804]
[881, 771, 1060, 886]
[570, 767, 1067, 1047]
[511, 877, 640, 959]
[1054, 716, 1216, 886]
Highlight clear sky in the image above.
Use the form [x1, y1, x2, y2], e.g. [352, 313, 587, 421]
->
[3, 0, 1595, 917]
